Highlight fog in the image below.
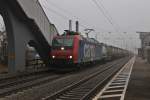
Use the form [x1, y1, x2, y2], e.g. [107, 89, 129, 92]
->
[40, 0, 148, 52]
[1, 0, 149, 52]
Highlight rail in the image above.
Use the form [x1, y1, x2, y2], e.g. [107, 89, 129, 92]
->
[42, 57, 130, 100]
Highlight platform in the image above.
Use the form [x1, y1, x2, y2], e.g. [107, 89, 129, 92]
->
[125, 57, 150, 100]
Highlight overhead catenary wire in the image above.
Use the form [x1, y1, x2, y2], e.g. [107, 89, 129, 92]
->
[41, 1, 108, 33]
[42, 3, 68, 21]
[96, 0, 121, 32]
[44, 0, 97, 30]
[41, 3, 68, 31]
[91, 0, 119, 32]
[45, 0, 84, 22]
[44, 0, 92, 29]
[41, 0, 135, 50]
[41, 0, 90, 30]
[41, 0, 110, 32]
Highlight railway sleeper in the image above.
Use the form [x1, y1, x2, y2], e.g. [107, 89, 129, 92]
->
[61, 94, 83, 98]
[59, 95, 81, 100]
[65, 92, 85, 96]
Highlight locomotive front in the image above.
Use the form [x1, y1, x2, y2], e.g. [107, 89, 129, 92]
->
[50, 35, 79, 67]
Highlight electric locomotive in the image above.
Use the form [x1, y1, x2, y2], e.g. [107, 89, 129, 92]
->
[51, 31, 79, 65]
[50, 21, 129, 70]
[50, 30, 104, 69]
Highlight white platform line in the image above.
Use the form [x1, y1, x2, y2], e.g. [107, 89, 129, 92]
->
[92, 57, 135, 100]
[104, 90, 123, 93]
[111, 82, 125, 85]
[120, 57, 135, 100]
[100, 94, 122, 98]
[107, 86, 125, 89]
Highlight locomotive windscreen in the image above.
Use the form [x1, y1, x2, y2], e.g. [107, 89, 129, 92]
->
[52, 38, 73, 47]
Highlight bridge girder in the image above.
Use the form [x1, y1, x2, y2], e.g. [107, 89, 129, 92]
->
[0, 0, 51, 72]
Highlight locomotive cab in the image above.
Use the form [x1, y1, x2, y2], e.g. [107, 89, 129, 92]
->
[51, 36, 74, 60]
[51, 31, 80, 67]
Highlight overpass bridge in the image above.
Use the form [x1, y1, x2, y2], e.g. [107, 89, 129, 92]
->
[0, 0, 58, 72]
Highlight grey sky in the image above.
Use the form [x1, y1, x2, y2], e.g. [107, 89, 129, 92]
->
[40, 0, 150, 32]
[39, 0, 145, 52]
[1, 0, 148, 52]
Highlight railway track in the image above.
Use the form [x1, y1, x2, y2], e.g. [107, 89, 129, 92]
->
[0, 69, 50, 84]
[93, 57, 135, 100]
[42, 58, 130, 100]
[0, 71, 64, 98]
[0, 57, 130, 100]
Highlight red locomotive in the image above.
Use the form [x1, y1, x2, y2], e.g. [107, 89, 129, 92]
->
[50, 30, 103, 70]
[50, 21, 129, 70]
[51, 31, 80, 65]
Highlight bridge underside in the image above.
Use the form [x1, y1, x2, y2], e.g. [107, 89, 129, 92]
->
[0, 0, 51, 73]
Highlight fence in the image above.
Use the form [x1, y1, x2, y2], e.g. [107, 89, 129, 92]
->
[26, 58, 46, 69]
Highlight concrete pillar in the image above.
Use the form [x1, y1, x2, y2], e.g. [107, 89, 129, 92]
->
[0, 0, 51, 73]
[0, 3, 36, 73]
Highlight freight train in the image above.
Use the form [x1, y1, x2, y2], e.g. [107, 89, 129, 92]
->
[50, 30, 129, 70]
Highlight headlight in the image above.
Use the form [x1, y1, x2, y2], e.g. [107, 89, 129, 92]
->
[52, 56, 55, 59]
[61, 47, 64, 50]
[69, 56, 72, 59]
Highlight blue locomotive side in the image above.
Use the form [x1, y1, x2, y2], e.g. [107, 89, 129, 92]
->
[78, 39, 103, 63]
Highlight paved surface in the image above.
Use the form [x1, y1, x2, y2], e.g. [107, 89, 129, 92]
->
[125, 57, 150, 100]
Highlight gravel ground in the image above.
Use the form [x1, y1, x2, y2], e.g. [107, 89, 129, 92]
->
[1, 58, 126, 100]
